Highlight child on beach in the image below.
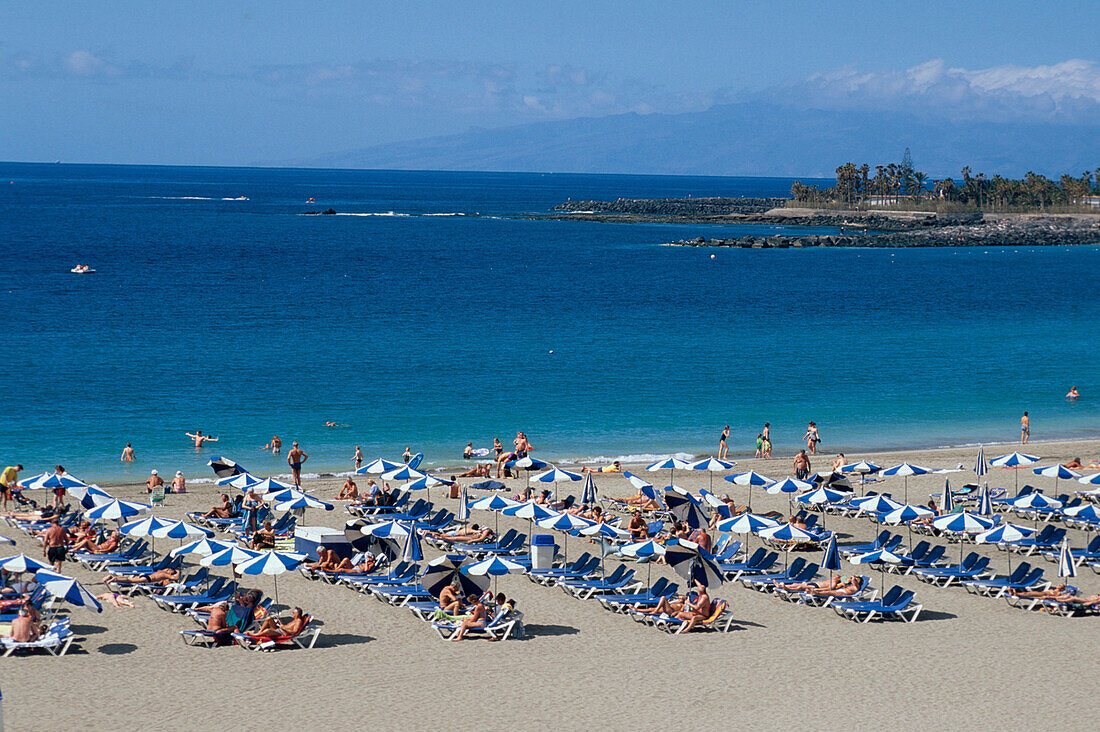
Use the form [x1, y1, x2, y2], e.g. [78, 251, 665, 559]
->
[755, 434, 763, 458]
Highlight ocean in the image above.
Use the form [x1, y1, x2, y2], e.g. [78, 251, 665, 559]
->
[2, 162, 1098, 484]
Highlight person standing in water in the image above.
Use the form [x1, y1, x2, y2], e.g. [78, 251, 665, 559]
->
[402, 447, 413, 464]
[1021, 412, 1030, 444]
[718, 425, 730, 460]
[1067, 386, 1079, 400]
[185, 430, 219, 448]
[352, 445, 363, 471]
[120, 443, 135, 461]
[287, 441, 308, 487]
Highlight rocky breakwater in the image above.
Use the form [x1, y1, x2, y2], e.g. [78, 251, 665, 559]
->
[668, 214, 1100, 248]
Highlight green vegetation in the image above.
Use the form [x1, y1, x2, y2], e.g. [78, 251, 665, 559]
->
[790, 149, 1099, 213]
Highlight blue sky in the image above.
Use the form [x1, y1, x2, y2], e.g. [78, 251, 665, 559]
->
[2, 1, 1098, 167]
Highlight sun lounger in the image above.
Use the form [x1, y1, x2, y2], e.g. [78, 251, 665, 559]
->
[559, 566, 642, 599]
[369, 584, 433, 606]
[839, 531, 901, 558]
[790, 576, 874, 607]
[339, 562, 417, 592]
[649, 598, 735, 634]
[432, 606, 522, 641]
[963, 565, 1047, 598]
[232, 616, 322, 651]
[72, 540, 149, 571]
[1, 619, 75, 656]
[911, 553, 992, 587]
[1005, 525, 1065, 555]
[737, 557, 808, 589]
[528, 553, 599, 585]
[152, 578, 235, 612]
[99, 553, 182, 577]
[1040, 536, 1100, 567]
[1036, 596, 1100, 617]
[596, 578, 678, 613]
[746, 561, 819, 593]
[719, 549, 780, 580]
[831, 585, 922, 623]
[451, 529, 526, 557]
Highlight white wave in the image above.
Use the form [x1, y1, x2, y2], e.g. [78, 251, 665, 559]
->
[334, 211, 411, 217]
[221, 196, 249, 201]
[561, 451, 697, 466]
[423, 212, 474, 216]
[562, 210, 596, 214]
[148, 196, 217, 200]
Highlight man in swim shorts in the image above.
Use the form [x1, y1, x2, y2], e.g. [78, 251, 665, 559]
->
[287, 441, 308, 487]
[1021, 411, 1030, 444]
[43, 517, 70, 572]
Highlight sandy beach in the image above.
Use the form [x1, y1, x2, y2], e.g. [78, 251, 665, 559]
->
[3, 437, 1099, 731]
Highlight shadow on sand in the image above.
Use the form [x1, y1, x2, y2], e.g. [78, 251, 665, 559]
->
[915, 609, 957, 622]
[520, 623, 579, 639]
[316, 633, 374, 648]
[98, 642, 139, 655]
[71, 624, 108, 636]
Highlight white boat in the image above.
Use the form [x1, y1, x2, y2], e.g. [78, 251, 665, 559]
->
[70, 266, 96, 274]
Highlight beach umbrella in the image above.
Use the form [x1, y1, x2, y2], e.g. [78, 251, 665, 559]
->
[86, 498, 152, 523]
[15, 471, 50, 488]
[581, 522, 631, 576]
[1033, 464, 1081, 495]
[170, 537, 234, 557]
[689, 457, 736, 492]
[401, 522, 423, 563]
[1012, 491, 1062, 530]
[235, 550, 307, 605]
[766, 477, 814, 495]
[247, 477, 295, 495]
[647, 457, 691, 487]
[381, 465, 429, 500]
[208, 456, 248, 479]
[356, 458, 403, 475]
[975, 445, 987, 478]
[976, 522, 1035, 574]
[623, 471, 654, 492]
[119, 515, 177, 553]
[848, 548, 905, 593]
[821, 533, 841, 579]
[664, 488, 709, 530]
[462, 556, 525, 593]
[0, 554, 52, 573]
[67, 484, 115, 509]
[990, 452, 1040, 493]
[881, 504, 934, 551]
[364, 520, 413, 541]
[842, 460, 883, 494]
[852, 494, 904, 516]
[716, 512, 780, 558]
[506, 456, 550, 496]
[404, 473, 451, 502]
[216, 473, 261, 489]
[1056, 538, 1076, 581]
[932, 511, 995, 562]
[422, 554, 488, 600]
[1077, 473, 1100, 486]
[1063, 504, 1100, 521]
[699, 489, 726, 510]
[664, 539, 724, 589]
[725, 471, 774, 509]
[457, 483, 470, 522]
[941, 480, 956, 513]
[25, 472, 90, 491]
[34, 570, 102, 614]
[581, 473, 599, 505]
[975, 482, 993, 517]
[796, 486, 849, 530]
[758, 523, 819, 570]
[537, 513, 592, 564]
[621, 539, 666, 586]
[469, 495, 521, 534]
[151, 519, 212, 542]
[502, 501, 559, 540]
[529, 467, 583, 501]
[200, 545, 260, 569]
[882, 463, 932, 503]
[274, 494, 334, 513]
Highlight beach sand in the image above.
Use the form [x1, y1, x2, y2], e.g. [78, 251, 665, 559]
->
[3, 438, 1099, 731]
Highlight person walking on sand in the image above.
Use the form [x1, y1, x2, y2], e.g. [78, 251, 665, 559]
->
[352, 445, 363, 470]
[804, 422, 820, 455]
[185, 430, 219, 448]
[718, 425, 730, 460]
[1, 463, 21, 510]
[1021, 412, 1030, 444]
[287, 441, 308, 487]
[754, 434, 763, 458]
[793, 450, 811, 480]
[43, 517, 69, 573]
[120, 443, 135, 462]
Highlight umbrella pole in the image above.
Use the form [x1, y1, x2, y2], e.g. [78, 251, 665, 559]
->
[904, 476, 909, 504]
[274, 575, 279, 606]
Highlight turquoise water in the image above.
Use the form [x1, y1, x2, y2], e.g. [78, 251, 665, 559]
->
[2, 163, 1098, 483]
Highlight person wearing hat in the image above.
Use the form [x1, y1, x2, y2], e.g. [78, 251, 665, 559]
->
[145, 469, 165, 494]
[171, 470, 186, 494]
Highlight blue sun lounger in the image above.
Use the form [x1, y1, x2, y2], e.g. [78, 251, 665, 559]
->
[559, 566, 642, 599]
[528, 553, 599, 585]
[911, 553, 992, 587]
[597, 578, 678, 613]
[831, 585, 922, 623]
[962, 564, 1047, 598]
[719, 548, 779, 580]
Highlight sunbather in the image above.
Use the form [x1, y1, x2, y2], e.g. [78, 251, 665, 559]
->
[337, 478, 359, 500]
[332, 553, 376, 573]
[69, 530, 121, 554]
[250, 607, 308, 639]
[617, 492, 661, 511]
[690, 527, 712, 553]
[775, 575, 842, 592]
[103, 568, 180, 586]
[307, 547, 341, 572]
[1007, 584, 1069, 599]
[4, 608, 40, 642]
[439, 581, 465, 613]
[628, 510, 648, 541]
[458, 463, 492, 478]
[96, 591, 136, 609]
[250, 520, 277, 549]
[643, 581, 711, 631]
[423, 524, 494, 544]
[202, 494, 235, 519]
[451, 595, 489, 641]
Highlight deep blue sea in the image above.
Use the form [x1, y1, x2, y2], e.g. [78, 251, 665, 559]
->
[2, 163, 1098, 484]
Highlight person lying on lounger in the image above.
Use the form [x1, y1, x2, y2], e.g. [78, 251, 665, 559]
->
[307, 548, 341, 572]
[103, 568, 180, 586]
[422, 524, 494, 544]
[195, 600, 231, 635]
[451, 594, 488, 641]
[639, 581, 712, 631]
[202, 494, 235, 519]
[331, 553, 376, 574]
[69, 530, 121, 554]
[250, 606, 308, 639]
[616, 492, 661, 511]
[1007, 584, 1070, 599]
[250, 520, 277, 549]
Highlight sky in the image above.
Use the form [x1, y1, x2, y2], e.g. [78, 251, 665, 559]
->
[1, 1, 1098, 169]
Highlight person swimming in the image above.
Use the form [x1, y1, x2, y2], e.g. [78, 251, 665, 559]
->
[1067, 386, 1079, 400]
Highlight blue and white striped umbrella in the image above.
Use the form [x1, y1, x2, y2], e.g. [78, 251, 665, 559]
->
[797, 486, 849, 505]
[848, 547, 905, 592]
[364, 520, 413, 540]
[469, 495, 521, 512]
[381, 466, 428, 482]
[621, 539, 666, 560]
[580, 522, 630, 540]
[724, 470, 774, 508]
[461, 556, 526, 577]
[821, 533, 841, 572]
[758, 523, 818, 543]
[502, 501, 559, 521]
[975, 523, 1034, 545]
[68, 484, 115, 509]
[216, 473, 261, 489]
[689, 457, 737, 471]
[247, 477, 295, 495]
[0, 553, 52, 573]
[34, 570, 102, 612]
[975, 445, 987, 477]
[86, 499, 152, 523]
[842, 460, 883, 475]
[15, 471, 50, 488]
[1063, 504, 1100, 521]
[530, 467, 583, 484]
[990, 452, 1040, 468]
[852, 494, 904, 515]
[941, 480, 956, 513]
[537, 513, 593, 532]
[1012, 492, 1062, 510]
[881, 504, 934, 525]
[25, 472, 90, 491]
[119, 515, 177, 537]
[581, 473, 598, 505]
[931, 511, 994, 534]
[262, 488, 311, 503]
[623, 471, 654, 491]
[974, 482, 993, 516]
[275, 495, 334, 512]
[1033, 464, 1081, 495]
[457, 483, 470, 522]
[356, 458, 403, 475]
[404, 474, 451, 492]
[507, 456, 550, 471]
[664, 539, 724, 589]
[152, 520, 213, 540]
[766, 477, 814, 495]
[882, 463, 932, 503]
[1056, 538, 1077, 580]
[1077, 473, 1100, 486]
[235, 550, 308, 604]
[401, 522, 423, 563]
[716, 513, 780, 534]
[200, 546, 260, 567]
[171, 538, 235, 557]
[647, 457, 691, 486]
[422, 554, 488, 599]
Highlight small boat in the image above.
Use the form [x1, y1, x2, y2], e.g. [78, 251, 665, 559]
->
[70, 265, 96, 274]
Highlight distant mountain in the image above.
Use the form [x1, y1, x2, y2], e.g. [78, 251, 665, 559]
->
[285, 102, 1099, 179]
